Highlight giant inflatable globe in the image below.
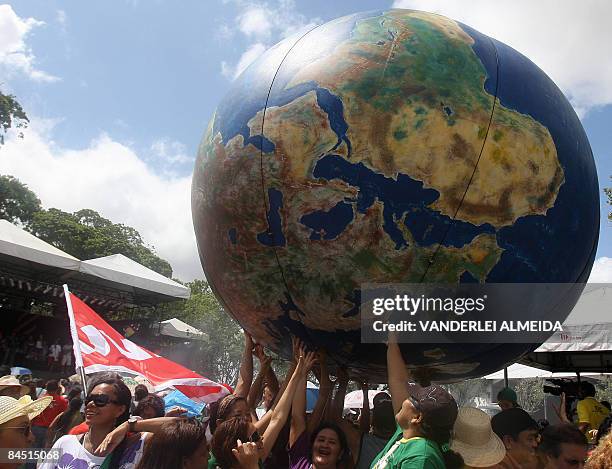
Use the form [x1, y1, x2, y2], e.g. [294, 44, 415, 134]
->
[192, 10, 599, 381]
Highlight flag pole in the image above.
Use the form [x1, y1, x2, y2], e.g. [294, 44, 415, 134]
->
[63, 284, 88, 395]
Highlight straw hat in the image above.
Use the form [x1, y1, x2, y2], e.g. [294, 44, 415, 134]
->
[0, 395, 53, 426]
[450, 407, 506, 467]
[0, 375, 30, 398]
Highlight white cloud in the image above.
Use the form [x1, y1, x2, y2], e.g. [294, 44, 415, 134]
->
[220, 0, 321, 80]
[392, 0, 612, 117]
[588, 257, 612, 283]
[149, 138, 195, 170]
[0, 4, 59, 82]
[0, 120, 203, 282]
[238, 6, 270, 38]
[221, 42, 267, 79]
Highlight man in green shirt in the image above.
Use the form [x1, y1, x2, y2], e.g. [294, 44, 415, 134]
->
[370, 335, 463, 469]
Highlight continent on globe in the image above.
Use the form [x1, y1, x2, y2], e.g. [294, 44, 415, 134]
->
[192, 9, 599, 381]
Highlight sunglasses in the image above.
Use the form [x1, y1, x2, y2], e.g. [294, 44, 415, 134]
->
[3, 424, 31, 436]
[248, 430, 261, 443]
[85, 394, 120, 407]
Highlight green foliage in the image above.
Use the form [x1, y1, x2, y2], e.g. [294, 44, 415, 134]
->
[168, 280, 244, 384]
[0, 92, 28, 145]
[29, 207, 172, 277]
[444, 378, 490, 407]
[595, 376, 612, 403]
[0, 175, 42, 226]
[605, 178, 611, 221]
[515, 377, 545, 413]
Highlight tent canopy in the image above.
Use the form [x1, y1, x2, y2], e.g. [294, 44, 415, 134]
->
[159, 318, 206, 340]
[79, 254, 189, 299]
[0, 219, 80, 271]
[522, 284, 612, 372]
[483, 363, 609, 380]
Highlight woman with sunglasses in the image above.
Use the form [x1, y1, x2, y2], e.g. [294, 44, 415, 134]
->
[211, 344, 317, 468]
[0, 394, 52, 469]
[40, 373, 146, 469]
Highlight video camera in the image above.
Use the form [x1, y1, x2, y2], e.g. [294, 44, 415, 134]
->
[542, 378, 581, 398]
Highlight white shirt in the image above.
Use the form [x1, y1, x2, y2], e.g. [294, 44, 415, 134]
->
[39, 433, 146, 469]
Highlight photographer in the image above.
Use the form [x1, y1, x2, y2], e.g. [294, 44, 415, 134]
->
[577, 382, 609, 444]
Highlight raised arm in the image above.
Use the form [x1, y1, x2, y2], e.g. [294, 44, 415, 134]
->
[387, 332, 410, 414]
[289, 338, 308, 447]
[247, 344, 271, 410]
[94, 417, 181, 455]
[262, 345, 316, 460]
[234, 331, 254, 398]
[358, 381, 370, 434]
[307, 350, 333, 435]
[329, 367, 349, 422]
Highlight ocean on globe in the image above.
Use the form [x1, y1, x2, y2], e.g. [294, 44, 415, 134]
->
[192, 9, 599, 381]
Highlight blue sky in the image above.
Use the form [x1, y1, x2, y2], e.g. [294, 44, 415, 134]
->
[1, 0, 610, 281]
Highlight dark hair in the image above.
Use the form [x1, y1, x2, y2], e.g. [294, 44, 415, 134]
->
[54, 397, 83, 438]
[134, 384, 149, 401]
[67, 387, 82, 401]
[601, 401, 611, 411]
[420, 420, 464, 469]
[310, 422, 351, 468]
[372, 400, 396, 437]
[580, 381, 596, 397]
[134, 394, 165, 418]
[208, 398, 221, 433]
[211, 417, 251, 469]
[539, 424, 587, 458]
[46, 380, 60, 393]
[87, 374, 132, 469]
[136, 417, 207, 469]
[597, 415, 612, 444]
[215, 394, 248, 427]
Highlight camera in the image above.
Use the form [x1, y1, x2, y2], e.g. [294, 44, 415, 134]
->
[542, 378, 581, 397]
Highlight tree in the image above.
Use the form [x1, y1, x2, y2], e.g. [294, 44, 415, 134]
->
[29, 208, 172, 277]
[595, 375, 612, 403]
[444, 378, 490, 407]
[0, 175, 41, 226]
[515, 377, 545, 413]
[171, 280, 244, 384]
[0, 91, 28, 145]
[605, 177, 611, 221]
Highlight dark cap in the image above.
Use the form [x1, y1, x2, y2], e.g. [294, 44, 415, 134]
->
[491, 408, 538, 440]
[406, 382, 458, 428]
[373, 392, 392, 408]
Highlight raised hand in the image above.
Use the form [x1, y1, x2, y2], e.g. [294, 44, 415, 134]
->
[232, 438, 260, 468]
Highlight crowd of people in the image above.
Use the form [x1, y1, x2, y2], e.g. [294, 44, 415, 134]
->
[1, 331, 611, 468]
[0, 331, 73, 374]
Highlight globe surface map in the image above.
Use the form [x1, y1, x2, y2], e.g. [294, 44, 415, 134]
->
[192, 9, 599, 381]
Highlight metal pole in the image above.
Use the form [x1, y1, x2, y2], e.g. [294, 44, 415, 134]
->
[504, 367, 509, 388]
[63, 284, 88, 394]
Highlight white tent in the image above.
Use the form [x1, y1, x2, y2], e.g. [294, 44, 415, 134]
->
[0, 219, 80, 270]
[483, 363, 609, 380]
[535, 283, 612, 353]
[344, 389, 381, 409]
[523, 283, 612, 372]
[159, 318, 207, 340]
[80, 254, 189, 299]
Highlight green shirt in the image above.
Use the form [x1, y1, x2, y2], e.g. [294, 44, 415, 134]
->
[370, 426, 445, 469]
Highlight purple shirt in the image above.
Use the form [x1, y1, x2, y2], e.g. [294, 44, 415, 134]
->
[289, 431, 312, 469]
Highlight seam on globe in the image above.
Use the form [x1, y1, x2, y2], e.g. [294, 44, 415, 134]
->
[419, 34, 501, 283]
[257, 21, 326, 344]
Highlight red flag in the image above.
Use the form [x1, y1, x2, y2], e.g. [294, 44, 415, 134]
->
[64, 288, 228, 404]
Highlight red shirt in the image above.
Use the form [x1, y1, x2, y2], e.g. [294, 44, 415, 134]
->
[31, 393, 68, 428]
[68, 422, 89, 435]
